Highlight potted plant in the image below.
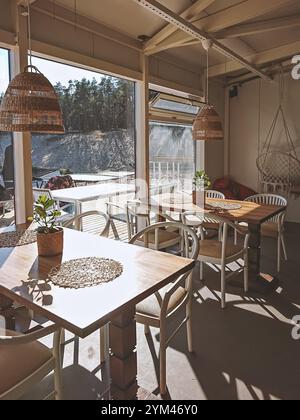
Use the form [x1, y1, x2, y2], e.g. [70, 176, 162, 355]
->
[31, 195, 64, 257]
[193, 170, 211, 206]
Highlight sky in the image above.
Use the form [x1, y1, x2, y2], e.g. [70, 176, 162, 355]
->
[0, 48, 110, 94]
[0, 49, 10, 94]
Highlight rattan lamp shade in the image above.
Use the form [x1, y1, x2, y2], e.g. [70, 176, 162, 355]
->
[193, 104, 223, 141]
[0, 65, 64, 134]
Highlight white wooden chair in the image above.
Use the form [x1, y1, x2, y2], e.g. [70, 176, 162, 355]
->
[236, 194, 288, 272]
[63, 210, 111, 364]
[183, 211, 250, 309]
[129, 222, 199, 396]
[185, 190, 225, 240]
[32, 188, 74, 226]
[63, 210, 111, 238]
[206, 190, 225, 200]
[0, 324, 63, 400]
[127, 201, 182, 250]
[106, 201, 128, 240]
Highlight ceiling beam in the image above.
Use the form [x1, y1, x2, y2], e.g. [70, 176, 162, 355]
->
[215, 14, 300, 39]
[134, 0, 271, 81]
[144, 0, 216, 54]
[227, 59, 292, 85]
[209, 40, 300, 78]
[17, 0, 38, 5]
[145, 0, 294, 55]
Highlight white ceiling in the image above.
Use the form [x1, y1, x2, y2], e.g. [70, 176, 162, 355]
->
[40, 0, 300, 78]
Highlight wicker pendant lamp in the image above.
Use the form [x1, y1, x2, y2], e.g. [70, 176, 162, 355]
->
[0, 1, 64, 134]
[193, 41, 223, 141]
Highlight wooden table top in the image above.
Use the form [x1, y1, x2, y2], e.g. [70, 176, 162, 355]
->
[149, 193, 286, 225]
[0, 226, 194, 338]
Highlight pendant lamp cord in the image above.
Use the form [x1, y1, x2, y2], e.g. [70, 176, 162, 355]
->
[206, 49, 209, 104]
[27, 0, 32, 67]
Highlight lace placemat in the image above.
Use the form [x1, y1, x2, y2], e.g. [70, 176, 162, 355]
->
[0, 230, 37, 248]
[48, 257, 123, 289]
[207, 202, 242, 211]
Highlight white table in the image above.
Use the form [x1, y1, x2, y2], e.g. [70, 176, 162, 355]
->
[52, 183, 136, 214]
[0, 174, 5, 188]
[99, 171, 135, 178]
[71, 174, 119, 185]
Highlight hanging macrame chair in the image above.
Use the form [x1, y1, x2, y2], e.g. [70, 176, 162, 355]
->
[256, 71, 300, 196]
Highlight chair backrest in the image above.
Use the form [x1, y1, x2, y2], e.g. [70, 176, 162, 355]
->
[126, 200, 151, 240]
[129, 221, 199, 260]
[245, 194, 287, 222]
[130, 222, 199, 320]
[206, 190, 225, 200]
[63, 211, 111, 238]
[182, 210, 250, 260]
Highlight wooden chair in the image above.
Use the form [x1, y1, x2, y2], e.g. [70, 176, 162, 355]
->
[127, 201, 181, 250]
[63, 210, 111, 363]
[185, 190, 225, 240]
[236, 194, 288, 272]
[129, 222, 199, 396]
[183, 211, 250, 309]
[63, 210, 111, 238]
[0, 324, 63, 400]
[32, 188, 74, 226]
[106, 201, 128, 240]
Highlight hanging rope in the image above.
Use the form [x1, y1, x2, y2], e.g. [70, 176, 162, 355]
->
[27, 0, 32, 67]
[256, 69, 300, 194]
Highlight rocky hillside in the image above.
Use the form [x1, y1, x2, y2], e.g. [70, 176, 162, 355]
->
[31, 129, 135, 173]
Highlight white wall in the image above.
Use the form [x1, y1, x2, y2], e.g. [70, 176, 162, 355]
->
[229, 72, 300, 222]
[205, 81, 225, 182]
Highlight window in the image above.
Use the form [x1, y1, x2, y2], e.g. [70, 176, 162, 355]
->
[0, 48, 15, 227]
[149, 91, 200, 197]
[150, 122, 195, 194]
[30, 56, 136, 240]
[31, 56, 136, 178]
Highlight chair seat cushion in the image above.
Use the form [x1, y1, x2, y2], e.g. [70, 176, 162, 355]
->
[238, 222, 278, 238]
[139, 229, 181, 246]
[199, 240, 243, 260]
[202, 221, 220, 231]
[137, 285, 187, 318]
[0, 330, 53, 396]
[261, 222, 279, 238]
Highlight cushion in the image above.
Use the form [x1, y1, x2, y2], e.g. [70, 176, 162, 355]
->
[139, 229, 181, 246]
[137, 285, 187, 318]
[237, 184, 257, 201]
[261, 222, 279, 238]
[220, 189, 237, 200]
[199, 240, 243, 260]
[0, 330, 52, 396]
[213, 177, 231, 190]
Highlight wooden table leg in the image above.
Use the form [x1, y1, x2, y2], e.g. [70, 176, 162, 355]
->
[247, 223, 278, 293]
[109, 307, 138, 400]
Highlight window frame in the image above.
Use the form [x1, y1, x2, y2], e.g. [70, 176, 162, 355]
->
[30, 53, 137, 180]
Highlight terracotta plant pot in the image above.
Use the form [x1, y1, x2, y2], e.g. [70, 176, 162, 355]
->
[37, 229, 64, 257]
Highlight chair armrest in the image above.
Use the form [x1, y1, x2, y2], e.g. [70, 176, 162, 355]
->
[160, 271, 192, 317]
[0, 323, 60, 346]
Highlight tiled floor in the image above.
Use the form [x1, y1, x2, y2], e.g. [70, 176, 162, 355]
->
[19, 222, 300, 400]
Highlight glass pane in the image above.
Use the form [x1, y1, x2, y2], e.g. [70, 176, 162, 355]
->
[0, 48, 15, 227]
[153, 98, 200, 115]
[150, 123, 195, 196]
[31, 56, 136, 241]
